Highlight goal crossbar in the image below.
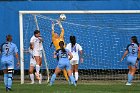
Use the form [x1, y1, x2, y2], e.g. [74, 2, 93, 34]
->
[19, 10, 140, 14]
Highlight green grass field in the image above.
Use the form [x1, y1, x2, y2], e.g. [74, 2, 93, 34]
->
[1, 81, 140, 93]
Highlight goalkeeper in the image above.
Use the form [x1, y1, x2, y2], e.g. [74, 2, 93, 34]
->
[51, 20, 70, 83]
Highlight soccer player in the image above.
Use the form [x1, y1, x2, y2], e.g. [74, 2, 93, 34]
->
[0, 35, 20, 91]
[50, 41, 76, 86]
[24, 43, 42, 84]
[30, 30, 43, 80]
[121, 36, 139, 85]
[66, 36, 83, 83]
[51, 20, 70, 83]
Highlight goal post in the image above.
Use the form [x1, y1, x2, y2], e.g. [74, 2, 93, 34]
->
[19, 10, 140, 84]
[19, 13, 24, 84]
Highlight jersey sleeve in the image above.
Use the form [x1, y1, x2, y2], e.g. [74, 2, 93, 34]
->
[30, 36, 34, 43]
[56, 49, 61, 56]
[66, 43, 70, 50]
[66, 49, 70, 53]
[126, 44, 130, 51]
[77, 44, 82, 51]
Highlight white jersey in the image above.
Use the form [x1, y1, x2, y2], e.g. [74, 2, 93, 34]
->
[66, 43, 82, 61]
[30, 35, 43, 51]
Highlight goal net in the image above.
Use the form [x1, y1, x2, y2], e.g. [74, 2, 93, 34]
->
[19, 10, 140, 84]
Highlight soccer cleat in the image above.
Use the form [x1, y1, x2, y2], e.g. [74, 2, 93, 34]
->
[68, 80, 71, 85]
[35, 72, 40, 80]
[48, 82, 53, 86]
[39, 80, 42, 84]
[39, 74, 42, 84]
[126, 82, 132, 86]
[6, 87, 12, 92]
[30, 81, 34, 84]
[71, 81, 74, 85]
[73, 83, 77, 87]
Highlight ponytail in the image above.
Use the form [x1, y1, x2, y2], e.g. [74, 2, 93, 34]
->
[59, 41, 66, 53]
[70, 36, 76, 47]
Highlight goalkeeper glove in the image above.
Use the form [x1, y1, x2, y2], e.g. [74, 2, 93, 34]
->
[57, 20, 63, 29]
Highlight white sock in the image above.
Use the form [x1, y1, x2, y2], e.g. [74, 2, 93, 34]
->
[39, 74, 42, 84]
[36, 65, 40, 74]
[72, 73, 73, 76]
[30, 74, 34, 83]
[75, 72, 78, 81]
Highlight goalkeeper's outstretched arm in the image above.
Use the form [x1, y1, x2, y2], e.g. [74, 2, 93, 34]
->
[51, 21, 55, 37]
[57, 21, 64, 38]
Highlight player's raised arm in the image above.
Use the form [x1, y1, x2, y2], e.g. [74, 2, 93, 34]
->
[57, 21, 64, 38]
[38, 36, 43, 43]
[52, 21, 55, 37]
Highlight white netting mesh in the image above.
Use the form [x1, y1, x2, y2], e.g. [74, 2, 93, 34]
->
[22, 13, 140, 83]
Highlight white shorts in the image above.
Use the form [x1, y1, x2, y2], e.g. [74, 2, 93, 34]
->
[33, 50, 42, 57]
[30, 58, 36, 67]
[70, 60, 79, 65]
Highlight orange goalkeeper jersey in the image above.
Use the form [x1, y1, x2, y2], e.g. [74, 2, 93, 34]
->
[52, 28, 65, 50]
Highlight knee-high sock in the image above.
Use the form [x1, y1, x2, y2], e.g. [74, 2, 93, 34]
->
[63, 69, 69, 81]
[128, 74, 134, 83]
[69, 75, 76, 85]
[36, 65, 40, 74]
[75, 72, 78, 81]
[7, 74, 12, 89]
[4, 74, 8, 87]
[39, 74, 42, 83]
[72, 73, 73, 76]
[50, 73, 56, 85]
[30, 74, 34, 83]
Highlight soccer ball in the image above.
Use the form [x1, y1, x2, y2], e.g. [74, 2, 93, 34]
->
[60, 14, 66, 21]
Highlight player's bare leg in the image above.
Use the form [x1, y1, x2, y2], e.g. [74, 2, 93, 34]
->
[35, 56, 41, 80]
[62, 69, 69, 82]
[50, 67, 61, 86]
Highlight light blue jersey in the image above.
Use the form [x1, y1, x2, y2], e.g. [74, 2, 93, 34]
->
[126, 43, 138, 67]
[1, 42, 18, 69]
[56, 49, 71, 70]
[127, 43, 138, 57]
